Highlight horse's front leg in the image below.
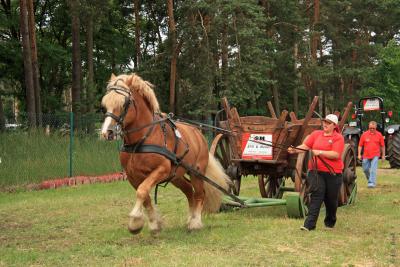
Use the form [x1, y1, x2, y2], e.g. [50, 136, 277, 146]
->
[128, 165, 169, 234]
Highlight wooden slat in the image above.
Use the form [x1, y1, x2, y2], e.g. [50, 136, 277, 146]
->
[289, 111, 297, 122]
[231, 108, 242, 128]
[220, 97, 241, 159]
[221, 97, 233, 120]
[273, 110, 289, 160]
[293, 96, 319, 146]
[338, 101, 353, 132]
[230, 107, 243, 158]
[267, 101, 277, 119]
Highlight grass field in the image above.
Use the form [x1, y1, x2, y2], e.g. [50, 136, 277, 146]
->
[0, 166, 399, 266]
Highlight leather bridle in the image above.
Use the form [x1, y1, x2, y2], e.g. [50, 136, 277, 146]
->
[104, 82, 135, 126]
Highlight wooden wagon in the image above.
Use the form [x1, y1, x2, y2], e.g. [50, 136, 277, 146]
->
[211, 96, 357, 216]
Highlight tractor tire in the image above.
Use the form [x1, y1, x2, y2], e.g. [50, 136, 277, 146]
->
[387, 132, 400, 168]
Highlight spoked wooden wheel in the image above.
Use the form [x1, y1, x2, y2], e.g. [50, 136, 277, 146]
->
[258, 175, 283, 198]
[338, 143, 357, 206]
[210, 133, 241, 195]
[293, 151, 311, 211]
[294, 152, 309, 192]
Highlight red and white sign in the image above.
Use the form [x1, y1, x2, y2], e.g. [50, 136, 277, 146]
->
[241, 133, 273, 160]
[363, 98, 380, 111]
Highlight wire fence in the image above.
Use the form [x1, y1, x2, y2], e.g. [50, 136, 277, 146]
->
[0, 112, 122, 189]
[0, 112, 216, 189]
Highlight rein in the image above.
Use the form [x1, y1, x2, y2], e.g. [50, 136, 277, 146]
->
[249, 139, 336, 175]
[174, 116, 234, 135]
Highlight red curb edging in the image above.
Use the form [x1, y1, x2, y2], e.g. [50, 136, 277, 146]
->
[37, 172, 127, 190]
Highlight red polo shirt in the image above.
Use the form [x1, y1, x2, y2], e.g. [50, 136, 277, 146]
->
[304, 130, 344, 174]
[359, 130, 384, 159]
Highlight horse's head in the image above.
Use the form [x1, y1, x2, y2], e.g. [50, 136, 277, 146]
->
[100, 73, 160, 140]
[101, 74, 134, 140]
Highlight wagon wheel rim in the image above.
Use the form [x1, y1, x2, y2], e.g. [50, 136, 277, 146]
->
[210, 133, 241, 195]
[339, 143, 357, 206]
[294, 152, 309, 192]
[258, 175, 283, 198]
[294, 151, 311, 207]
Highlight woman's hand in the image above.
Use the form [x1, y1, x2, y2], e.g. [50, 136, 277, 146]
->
[312, 149, 340, 159]
[312, 150, 323, 156]
[288, 144, 310, 154]
[287, 146, 297, 154]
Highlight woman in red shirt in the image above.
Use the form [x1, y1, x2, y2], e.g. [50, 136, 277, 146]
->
[288, 114, 344, 231]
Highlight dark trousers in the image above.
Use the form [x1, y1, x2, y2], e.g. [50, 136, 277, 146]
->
[304, 171, 343, 230]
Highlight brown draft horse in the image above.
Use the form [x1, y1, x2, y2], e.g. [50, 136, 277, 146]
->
[101, 73, 230, 234]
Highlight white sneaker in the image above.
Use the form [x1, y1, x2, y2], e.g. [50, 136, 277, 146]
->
[300, 226, 310, 231]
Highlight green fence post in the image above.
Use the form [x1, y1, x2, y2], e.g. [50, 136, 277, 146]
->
[69, 112, 74, 177]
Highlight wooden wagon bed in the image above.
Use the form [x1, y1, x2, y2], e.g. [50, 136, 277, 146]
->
[210, 96, 357, 206]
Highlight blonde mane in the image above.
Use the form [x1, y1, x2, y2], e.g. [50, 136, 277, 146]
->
[103, 73, 160, 113]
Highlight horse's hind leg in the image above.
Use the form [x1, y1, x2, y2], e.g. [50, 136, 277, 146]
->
[171, 177, 197, 228]
[187, 175, 205, 230]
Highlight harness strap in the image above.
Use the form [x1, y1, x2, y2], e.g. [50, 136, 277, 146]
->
[121, 143, 181, 164]
[123, 117, 169, 135]
[105, 112, 123, 123]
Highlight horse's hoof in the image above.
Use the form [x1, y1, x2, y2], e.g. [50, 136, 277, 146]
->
[187, 220, 203, 231]
[128, 216, 145, 235]
[150, 228, 161, 236]
[149, 220, 163, 235]
[128, 226, 143, 235]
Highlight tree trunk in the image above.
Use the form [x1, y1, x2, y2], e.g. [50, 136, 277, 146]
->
[147, 1, 162, 44]
[310, 0, 320, 102]
[70, 0, 81, 126]
[20, 0, 36, 127]
[86, 12, 94, 113]
[0, 96, 5, 132]
[260, 0, 280, 114]
[272, 82, 280, 115]
[293, 43, 299, 114]
[221, 23, 228, 94]
[167, 0, 177, 113]
[311, 0, 319, 64]
[27, 0, 42, 126]
[134, 0, 141, 69]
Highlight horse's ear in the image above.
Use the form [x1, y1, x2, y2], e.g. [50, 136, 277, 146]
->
[125, 74, 134, 86]
[110, 73, 116, 80]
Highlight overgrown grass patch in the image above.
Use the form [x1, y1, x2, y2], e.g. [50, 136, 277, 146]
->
[0, 166, 399, 266]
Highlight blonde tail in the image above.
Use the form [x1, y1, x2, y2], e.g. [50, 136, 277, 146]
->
[202, 153, 232, 213]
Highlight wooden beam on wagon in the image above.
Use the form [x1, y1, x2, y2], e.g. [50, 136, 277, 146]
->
[222, 97, 233, 120]
[293, 96, 319, 146]
[338, 101, 353, 132]
[267, 101, 277, 119]
[289, 112, 297, 122]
